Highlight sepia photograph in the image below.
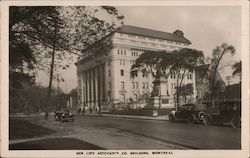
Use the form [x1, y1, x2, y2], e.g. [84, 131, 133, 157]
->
[1, 0, 249, 158]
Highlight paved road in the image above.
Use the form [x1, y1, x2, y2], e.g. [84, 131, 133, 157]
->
[59, 115, 241, 150]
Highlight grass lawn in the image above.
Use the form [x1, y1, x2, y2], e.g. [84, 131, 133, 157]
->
[102, 108, 174, 116]
[9, 118, 54, 140]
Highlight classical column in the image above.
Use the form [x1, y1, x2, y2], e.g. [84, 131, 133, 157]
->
[87, 70, 90, 108]
[80, 73, 84, 105]
[94, 66, 99, 112]
[82, 72, 86, 105]
[91, 68, 95, 112]
[102, 63, 106, 102]
[99, 65, 103, 104]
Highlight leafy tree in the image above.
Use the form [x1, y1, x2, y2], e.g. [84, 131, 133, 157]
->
[9, 6, 124, 118]
[131, 48, 204, 110]
[178, 83, 194, 103]
[232, 61, 242, 77]
[207, 43, 235, 108]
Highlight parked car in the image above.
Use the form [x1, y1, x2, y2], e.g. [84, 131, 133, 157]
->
[169, 103, 208, 125]
[54, 109, 74, 122]
[209, 101, 241, 128]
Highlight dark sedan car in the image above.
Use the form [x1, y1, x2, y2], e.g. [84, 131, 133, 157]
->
[169, 103, 208, 125]
[209, 101, 241, 128]
[54, 109, 74, 122]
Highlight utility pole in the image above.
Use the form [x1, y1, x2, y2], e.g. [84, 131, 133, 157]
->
[225, 76, 231, 86]
[45, 18, 57, 120]
[57, 74, 59, 95]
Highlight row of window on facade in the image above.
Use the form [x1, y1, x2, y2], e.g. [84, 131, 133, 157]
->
[120, 33, 189, 46]
[120, 94, 138, 102]
[120, 59, 136, 66]
[121, 81, 149, 89]
[117, 49, 139, 56]
[120, 93, 149, 102]
[170, 73, 193, 80]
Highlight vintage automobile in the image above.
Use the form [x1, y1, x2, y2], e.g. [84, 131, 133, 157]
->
[209, 101, 241, 128]
[169, 103, 208, 125]
[54, 109, 74, 122]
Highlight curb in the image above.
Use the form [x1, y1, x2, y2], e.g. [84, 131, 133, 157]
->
[76, 113, 169, 121]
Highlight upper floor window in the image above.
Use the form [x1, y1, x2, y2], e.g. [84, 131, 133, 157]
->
[134, 70, 138, 77]
[121, 81, 125, 89]
[120, 59, 125, 65]
[108, 69, 111, 77]
[121, 69, 124, 76]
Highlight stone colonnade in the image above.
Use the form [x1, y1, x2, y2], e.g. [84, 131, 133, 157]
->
[79, 64, 106, 112]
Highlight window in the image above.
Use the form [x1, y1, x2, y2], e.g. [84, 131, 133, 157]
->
[120, 94, 125, 102]
[121, 50, 123, 55]
[134, 70, 138, 77]
[134, 94, 138, 101]
[117, 50, 119, 54]
[132, 82, 135, 89]
[143, 83, 145, 89]
[142, 72, 148, 78]
[109, 82, 111, 89]
[120, 59, 125, 66]
[136, 82, 138, 89]
[108, 70, 111, 77]
[121, 81, 125, 89]
[121, 69, 124, 76]
[124, 50, 126, 55]
[189, 74, 192, 80]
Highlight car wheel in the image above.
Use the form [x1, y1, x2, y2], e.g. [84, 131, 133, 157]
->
[198, 111, 206, 121]
[201, 116, 208, 125]
[231, 116, 241, 128]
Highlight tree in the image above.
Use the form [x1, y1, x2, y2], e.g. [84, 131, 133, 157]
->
[232, 61, 242, 77]
[178, 83, 194, 103]
[9, 6, 124, 118]
[207, 43, 235, 108]
[131, 48, 204, 110]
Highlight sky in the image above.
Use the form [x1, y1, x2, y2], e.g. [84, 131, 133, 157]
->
[37, 6, 242, 93]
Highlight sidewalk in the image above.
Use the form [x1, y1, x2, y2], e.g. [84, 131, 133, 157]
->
[79, 113, 169, 121]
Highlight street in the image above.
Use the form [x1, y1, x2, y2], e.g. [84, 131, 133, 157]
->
[10, 115, 240, 150]
[69, 116, 241, 150]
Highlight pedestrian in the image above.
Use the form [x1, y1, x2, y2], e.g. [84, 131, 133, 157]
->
[81, 104, 85, 115]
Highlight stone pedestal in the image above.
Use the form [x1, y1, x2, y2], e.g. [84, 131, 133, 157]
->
[149, 77, 173, 111]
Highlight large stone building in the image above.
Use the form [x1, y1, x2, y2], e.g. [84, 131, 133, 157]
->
[76, 25, 197, 111]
